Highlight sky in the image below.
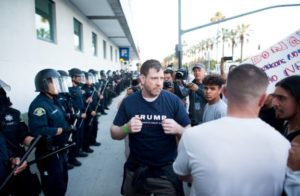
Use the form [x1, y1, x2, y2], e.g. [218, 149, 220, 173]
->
[129, 0, 300, 63]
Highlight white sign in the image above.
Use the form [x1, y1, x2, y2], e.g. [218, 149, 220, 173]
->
[244, 29, 300, 94]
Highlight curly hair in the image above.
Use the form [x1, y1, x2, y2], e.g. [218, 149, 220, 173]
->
[203, 74, 225, 87]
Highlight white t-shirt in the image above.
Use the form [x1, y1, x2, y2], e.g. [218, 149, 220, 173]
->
[173, 117, 290, 196]
[202, 99, 227, 123]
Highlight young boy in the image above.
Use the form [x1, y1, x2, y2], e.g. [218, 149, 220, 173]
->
[202, 74, 227, 123]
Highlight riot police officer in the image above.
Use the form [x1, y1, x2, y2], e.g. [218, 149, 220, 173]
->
[0, 79, 41, 196]
[68, 68, 88, 158]
[28, 69, 70, 196]
[57, 70, 82, 168]
[81, 72, 98, 153]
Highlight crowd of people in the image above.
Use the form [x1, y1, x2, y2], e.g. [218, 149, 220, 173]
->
[1, 58, 300, 196]
[0, 68, 133, 195]
[111, 59, 300, 196]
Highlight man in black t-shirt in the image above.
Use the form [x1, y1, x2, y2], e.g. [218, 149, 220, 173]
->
[111, 59, 190, 196]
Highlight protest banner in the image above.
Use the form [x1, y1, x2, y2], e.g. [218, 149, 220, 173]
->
[244, 29, 300, 94]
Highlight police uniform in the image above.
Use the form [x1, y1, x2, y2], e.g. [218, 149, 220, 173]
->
[0, 132, 11, 196]
[0, 106, 41, 196]
[28, 93, 69, 196]
[81, 83, 98, 152]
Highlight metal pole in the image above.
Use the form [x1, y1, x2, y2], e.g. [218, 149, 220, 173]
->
[177, 0, 182, 69]
[182, 4, 300, 35]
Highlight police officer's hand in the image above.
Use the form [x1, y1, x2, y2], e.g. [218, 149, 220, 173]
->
[188, 83, 198, 92]
[11, 157, 27, 175]
[288, 142, 300, 171]
[81, 113, 87, 119]
[91, 111, 97, 116]
[162, 118, 184, 135]
[128, 116, 142, 133]
[56, 128, 63, 135]
[86, 97, 93, 103]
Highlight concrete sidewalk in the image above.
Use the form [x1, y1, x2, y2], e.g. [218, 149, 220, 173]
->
[66, 92, 126, 196]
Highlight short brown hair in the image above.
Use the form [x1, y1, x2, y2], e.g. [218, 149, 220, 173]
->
[226, 64, 268, 104]
[140, 59, 162, 76]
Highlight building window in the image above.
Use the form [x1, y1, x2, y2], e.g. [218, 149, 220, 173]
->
[92, 32, 97, 56]
[35, 0, 55, 42]
[103, 40, 107, 59]
[73, 18, 82, 51]
[110, 45, 113, 61]
[115, 49, 118, 62]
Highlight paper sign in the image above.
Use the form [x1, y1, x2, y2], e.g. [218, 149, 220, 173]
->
[244, 29, 300, 94]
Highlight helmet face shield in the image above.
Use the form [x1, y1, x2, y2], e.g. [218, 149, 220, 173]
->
[0, 79, 11, 92]
[46, 77, 62, 95]
[59, 76, 72, 93]
[80, 73, 86, 84]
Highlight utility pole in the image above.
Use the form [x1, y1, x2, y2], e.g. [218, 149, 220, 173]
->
[176, 3, 300, 69]
[177, 0, 182, 69]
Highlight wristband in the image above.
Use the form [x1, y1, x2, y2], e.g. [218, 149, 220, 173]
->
[122, 125, 129, 134]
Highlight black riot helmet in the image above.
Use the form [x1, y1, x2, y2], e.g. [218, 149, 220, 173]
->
[88, 69, 100, 82]
[68, 68, 82, 77]
[34, 69, 62, 95]
[84, 72, 94, 85]
[0, 79, 12, 106]
[57, 70, 72, 93]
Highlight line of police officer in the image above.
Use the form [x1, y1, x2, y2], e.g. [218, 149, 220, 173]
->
[0, 68, 133, 196]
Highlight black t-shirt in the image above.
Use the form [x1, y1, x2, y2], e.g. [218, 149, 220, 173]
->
[113, 90, 190, 167]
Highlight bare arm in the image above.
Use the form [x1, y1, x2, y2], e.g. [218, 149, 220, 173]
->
[111, 116, 142, 140]
[110, 124, 128, 140]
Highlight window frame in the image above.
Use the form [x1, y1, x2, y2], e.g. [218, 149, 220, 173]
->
[73, 18, 83, 51]
[103, 40, 107, 59]
[35, 0, 56, 42]
[92, 32, 98, 56]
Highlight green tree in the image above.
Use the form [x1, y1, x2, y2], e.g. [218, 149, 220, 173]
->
[210, 11, 225, 63]
[236, 24, 251, 62]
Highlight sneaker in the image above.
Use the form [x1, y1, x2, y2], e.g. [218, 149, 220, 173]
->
[69, 159, 82, 166]
[67, 163, 74, 170]
[83, 148, 94, 153]
[91, 142, 101, 146]
[101, 112, 108, 115]
[76, 151, 88, 157]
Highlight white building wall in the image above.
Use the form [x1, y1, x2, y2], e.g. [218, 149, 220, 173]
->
[0, 0, 121, 112]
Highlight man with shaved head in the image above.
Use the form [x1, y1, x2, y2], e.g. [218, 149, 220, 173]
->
[173, 64, 290, 196]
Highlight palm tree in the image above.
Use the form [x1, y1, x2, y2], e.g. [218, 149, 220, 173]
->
[210, 11, 225, 63]
[236, 24, 251, 62]
[229, 29, 238, 60]
[220, 28, 231, 57]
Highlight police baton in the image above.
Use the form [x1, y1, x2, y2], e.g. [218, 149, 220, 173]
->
[78, 89, 96, 128]
[68, 118, 78, 142]
[0, 135, 42, 191]
[88, 81, 109, 126]
[28, 143, 75, 166]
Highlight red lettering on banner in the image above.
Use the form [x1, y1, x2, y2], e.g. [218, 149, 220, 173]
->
[270, 42, 288, 53]
[251, 55, 262, 64]
[268, 75, 278, 83]
[261, 51, 270, 59]
[289, 36, 300, 47]
[251, 51, 269, 64]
